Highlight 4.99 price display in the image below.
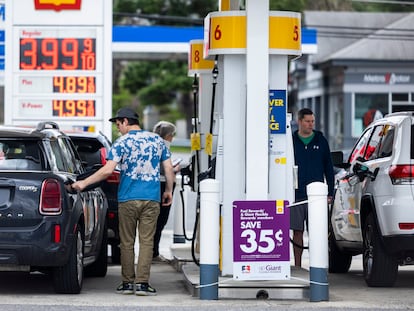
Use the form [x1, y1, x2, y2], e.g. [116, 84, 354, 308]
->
[52, 99, 95, 117]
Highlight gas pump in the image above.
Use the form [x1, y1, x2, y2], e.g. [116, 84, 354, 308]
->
[181, 1, 328, 301]
[202, 3, 301, 278]
[173, 40, 216, 265]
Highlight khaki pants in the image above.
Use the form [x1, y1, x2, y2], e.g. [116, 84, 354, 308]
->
[118, 200, 160, 283]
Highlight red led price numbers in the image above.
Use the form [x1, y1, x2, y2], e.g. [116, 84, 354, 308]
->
[52, 99, 96, 117]
[20, 38, 96, 70]
[53, 76, 96, 93]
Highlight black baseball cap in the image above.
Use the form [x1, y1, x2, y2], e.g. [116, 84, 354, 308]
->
[109, 107, 139, 122]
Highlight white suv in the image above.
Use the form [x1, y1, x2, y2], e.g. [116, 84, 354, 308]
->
[330, 111, 414, 287]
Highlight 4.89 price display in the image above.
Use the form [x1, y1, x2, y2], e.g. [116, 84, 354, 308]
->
[52, 99, 95, 117]
[53, 76, 96, 93]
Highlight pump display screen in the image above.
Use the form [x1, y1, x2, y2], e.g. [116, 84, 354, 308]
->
[20, 38, 96, 71]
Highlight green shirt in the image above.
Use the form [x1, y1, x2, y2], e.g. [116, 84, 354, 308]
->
[298, 131, 315, 146]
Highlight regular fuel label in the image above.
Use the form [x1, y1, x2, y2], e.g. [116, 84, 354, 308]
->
[232, 200, 290, 280]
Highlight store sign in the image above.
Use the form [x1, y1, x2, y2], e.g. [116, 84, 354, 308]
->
[347, 72, 413, 85]
[363, 73, 410, 85]
[34, 0, 81, 11]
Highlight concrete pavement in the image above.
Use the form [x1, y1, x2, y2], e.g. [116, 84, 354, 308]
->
[1, 231, 414, 310]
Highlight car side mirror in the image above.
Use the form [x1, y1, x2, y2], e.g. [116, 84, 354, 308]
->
[331, 150, 350, 169]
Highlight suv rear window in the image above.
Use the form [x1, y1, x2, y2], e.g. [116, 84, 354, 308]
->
[0, 140, 41, 170]
[71, 138, 106, 169]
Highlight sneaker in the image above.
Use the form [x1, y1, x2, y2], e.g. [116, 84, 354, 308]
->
[116, 282, 134, 295]
[135, 283, 157, 296]
[152, 255, 171, 264]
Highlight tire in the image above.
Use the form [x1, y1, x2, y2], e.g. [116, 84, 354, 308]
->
[111, 243, 121, 264]
[328, 229, 352, 273]
[85, 221, 108, 277]
[53, 225, 84, 294]
[363, 213, 398, 287]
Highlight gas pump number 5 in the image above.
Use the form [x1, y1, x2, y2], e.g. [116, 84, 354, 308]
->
[240, 228, 283, 254]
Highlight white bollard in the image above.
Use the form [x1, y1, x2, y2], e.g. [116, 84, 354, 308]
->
[307, 181, 329, 302]
[172, 174, 185, 243]
[199, 178, 220, 300]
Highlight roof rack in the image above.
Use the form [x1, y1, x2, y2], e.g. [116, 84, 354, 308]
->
[36, 122, 60, 131]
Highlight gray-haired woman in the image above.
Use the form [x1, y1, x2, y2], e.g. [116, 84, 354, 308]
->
[152, 121, 179, 262]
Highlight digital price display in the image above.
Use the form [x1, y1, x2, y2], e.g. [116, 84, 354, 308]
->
[20, 38, 96, 70]
[52, 99, 96, 117]
[53, 76, 96, 93]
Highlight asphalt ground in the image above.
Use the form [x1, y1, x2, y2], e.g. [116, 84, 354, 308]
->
[2, 151, 414, 309]
[2, 230, 414, 311]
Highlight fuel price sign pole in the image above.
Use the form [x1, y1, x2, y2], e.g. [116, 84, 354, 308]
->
[5, 0, 112, 138]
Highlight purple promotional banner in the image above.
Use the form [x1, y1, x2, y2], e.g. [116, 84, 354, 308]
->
[233, 200, 290, 262]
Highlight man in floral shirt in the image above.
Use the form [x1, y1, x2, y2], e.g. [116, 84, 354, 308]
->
[72, 107, 174, 296]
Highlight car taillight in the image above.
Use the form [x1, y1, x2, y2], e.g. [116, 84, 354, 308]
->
[389, 165, 414, 185]
[399, 223, 414, 230]
[107, 170, 120, 184]
[40, 179, 62, 215]
[100, 147, 107, 165]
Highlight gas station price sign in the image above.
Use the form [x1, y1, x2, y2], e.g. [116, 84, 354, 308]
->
[233, 200, 290, 280]
[12, 27, 101, 120]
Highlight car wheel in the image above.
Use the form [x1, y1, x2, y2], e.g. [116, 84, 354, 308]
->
[111, 243, 121, 264]
[85, 221, 108, 277]
[328, 229, 352, 273]
[53, 225, 84, 294]
[363, 213, 398, 287]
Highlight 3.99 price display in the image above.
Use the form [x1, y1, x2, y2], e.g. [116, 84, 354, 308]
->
[52, 99, 95, 117]
[20, 38, 96, 70]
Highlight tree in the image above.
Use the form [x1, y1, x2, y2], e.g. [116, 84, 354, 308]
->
[113, 0, 217, 134]
[112, 0, 414, 135]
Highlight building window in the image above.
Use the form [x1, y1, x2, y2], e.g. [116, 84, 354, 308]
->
[392, 93, 408, 102]
[354, 93, 388, 137]
[392, 104, 414, 112]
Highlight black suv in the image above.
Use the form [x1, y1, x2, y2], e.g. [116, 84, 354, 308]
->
[67, 131, 120, 264]
[0, 122, 108, 293]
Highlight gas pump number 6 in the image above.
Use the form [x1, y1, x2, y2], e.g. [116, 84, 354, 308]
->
[240, 228, 283, 254]
[214, 24, 222, 41]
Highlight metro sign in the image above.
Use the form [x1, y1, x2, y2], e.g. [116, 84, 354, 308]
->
[34, 0, 81, 11]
